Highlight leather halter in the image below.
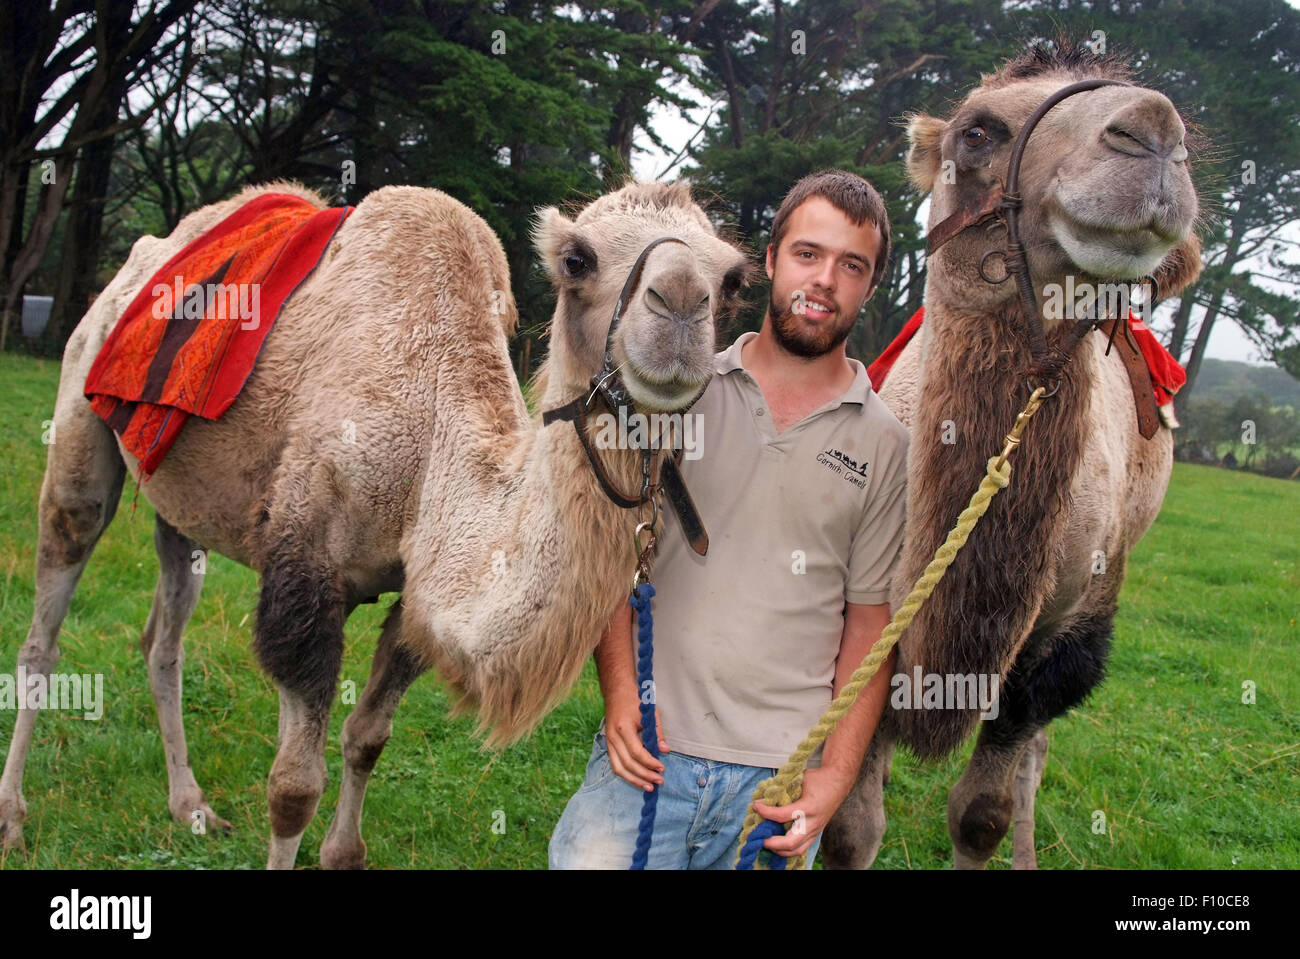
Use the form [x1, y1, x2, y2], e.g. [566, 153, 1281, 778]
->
[541, 236, 710, 555]
[925, 78, 1155, 390]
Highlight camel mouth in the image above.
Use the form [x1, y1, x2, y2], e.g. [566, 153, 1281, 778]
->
[619, 361, 712, 413]
[1048, 212, 1181, 280]
[613, 309, 715, 413]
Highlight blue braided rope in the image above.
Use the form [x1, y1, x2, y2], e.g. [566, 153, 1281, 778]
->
[735, 818, 789, 870]
[627, 580, 789, 871]
[629, 583, 659, 870]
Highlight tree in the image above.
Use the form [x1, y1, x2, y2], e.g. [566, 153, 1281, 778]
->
[1, 0, 200, 352]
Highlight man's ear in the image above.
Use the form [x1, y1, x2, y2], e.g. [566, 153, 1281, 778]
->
[765, 243, 775, 280]
[906, 114, 947, 193]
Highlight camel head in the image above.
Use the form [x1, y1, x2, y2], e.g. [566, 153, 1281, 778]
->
[533, 180, 752, 412]
[907, 43, 1202, 315]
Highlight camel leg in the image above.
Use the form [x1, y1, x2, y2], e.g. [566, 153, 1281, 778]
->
[950, 614, 1112, 869]
[947, 721, 1041, 869]
[820, 721, 897, 869]
[143, 515, 231, 834]
[253, 538, 346, 869]
[320, 603, 426, 869]
[0, 404, 125, 848]
[1011, 728, 1049, 869]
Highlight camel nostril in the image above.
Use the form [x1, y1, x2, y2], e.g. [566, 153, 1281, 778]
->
[1104, 125, 1154, 156]
[645, 286, 670, 315]
[1102, 93, 1186, 159]
[645, 283, 711, 324]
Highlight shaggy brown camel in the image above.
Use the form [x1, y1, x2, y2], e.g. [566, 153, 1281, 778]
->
[822, 45, 1202, 869]
[0, 179, 750, 868]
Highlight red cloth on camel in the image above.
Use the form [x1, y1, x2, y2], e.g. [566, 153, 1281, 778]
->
[866, 306, 1187, 404]
[84, 193, 352, 475]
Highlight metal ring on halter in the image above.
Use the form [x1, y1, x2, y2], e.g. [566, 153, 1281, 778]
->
[642, 489, 659, 531]
[1138, 273, 1160, 309]
[980, 248, 1011, 284]
[1027, 376, 1062, 399]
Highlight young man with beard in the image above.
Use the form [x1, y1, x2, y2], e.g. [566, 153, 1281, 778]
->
[549, 170, 908, 870]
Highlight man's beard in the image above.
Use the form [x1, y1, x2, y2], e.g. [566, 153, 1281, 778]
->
[768, 287, 856, 358]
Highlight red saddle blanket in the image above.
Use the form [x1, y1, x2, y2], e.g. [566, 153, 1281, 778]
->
[85, 193, 352, 475]
[867, 306, 1187, 404]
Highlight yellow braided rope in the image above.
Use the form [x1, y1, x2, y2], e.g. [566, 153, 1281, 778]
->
[736, 388, 1046, 870]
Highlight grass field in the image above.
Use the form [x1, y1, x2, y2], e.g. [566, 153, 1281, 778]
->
[0, 351, 1296, 869]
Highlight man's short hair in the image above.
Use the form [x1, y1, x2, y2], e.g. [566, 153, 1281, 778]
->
[769, 169, 891, 293]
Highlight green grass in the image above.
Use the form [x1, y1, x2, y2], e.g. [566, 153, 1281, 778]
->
[0, 351, 1296, 869]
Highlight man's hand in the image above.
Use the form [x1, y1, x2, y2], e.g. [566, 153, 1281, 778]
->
[751, 765, 855, 858]
[749, 603, 896, 859]
[605, 692, 670, 792]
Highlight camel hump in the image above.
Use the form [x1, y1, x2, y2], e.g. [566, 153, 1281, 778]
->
[344, 185, 519, 339]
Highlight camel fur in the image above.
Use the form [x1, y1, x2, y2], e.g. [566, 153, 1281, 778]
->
[0, 178, 750, 869]
[823, 43, 1202, 870]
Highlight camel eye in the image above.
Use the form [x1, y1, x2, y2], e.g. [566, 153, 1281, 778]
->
[963, 125, 987, 148]
[563, 250, 593, 277]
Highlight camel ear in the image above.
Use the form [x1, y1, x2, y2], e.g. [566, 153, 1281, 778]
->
[1152, 234, 1203, 299]
[531, 206, 574, 279]
[906, 114, 947, 193]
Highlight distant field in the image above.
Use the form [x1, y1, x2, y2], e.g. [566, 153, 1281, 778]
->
[0, 352, 1296, 869]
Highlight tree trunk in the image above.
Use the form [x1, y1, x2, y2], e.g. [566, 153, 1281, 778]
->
[763, 1, 785, 134]
[1175, 207, 1247, 416]
[0, 154, 74, 352]
[43, 127, 116, 354]
[1177, 292, 1223, 419]
[1167, 291, 1195, 358]
[713, 25, 745, 150]
[0, 161, 29, 351]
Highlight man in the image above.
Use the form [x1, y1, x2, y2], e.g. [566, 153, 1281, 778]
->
[548, 170, 908, 869]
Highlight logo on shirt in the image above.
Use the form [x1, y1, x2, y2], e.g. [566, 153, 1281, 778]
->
[816, 448, 869, 488]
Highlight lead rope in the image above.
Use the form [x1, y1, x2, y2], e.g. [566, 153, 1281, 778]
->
[735, 386, 1047, 870]
[629, 581, 658, 870]
[628, 459, 662, 870]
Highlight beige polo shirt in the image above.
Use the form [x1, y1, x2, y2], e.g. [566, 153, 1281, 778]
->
[643, 331, 909, 768]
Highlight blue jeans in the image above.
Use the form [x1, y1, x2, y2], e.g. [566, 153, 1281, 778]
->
[548, 726, 821, 870]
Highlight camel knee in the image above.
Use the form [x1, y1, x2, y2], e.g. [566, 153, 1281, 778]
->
[822, 801, 887, 870]
[16, 634, 61, 675]
[38, 497, 109, 567]
[267, 756, 327, 838]
[340, 713, 391, 775]
[949, 791, 1012, 865]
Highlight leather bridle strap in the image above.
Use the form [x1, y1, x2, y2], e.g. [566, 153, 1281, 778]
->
[541, 235, 711, 555]
[1003, 78, 1133, 368]
[925, 181, 1005, 256]
[925, 78, 1135, 381]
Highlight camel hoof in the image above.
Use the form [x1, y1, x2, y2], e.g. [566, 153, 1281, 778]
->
[170, 795, 233, 836]
[0, 795, 28, 850]
[320, 837, 367, 870]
